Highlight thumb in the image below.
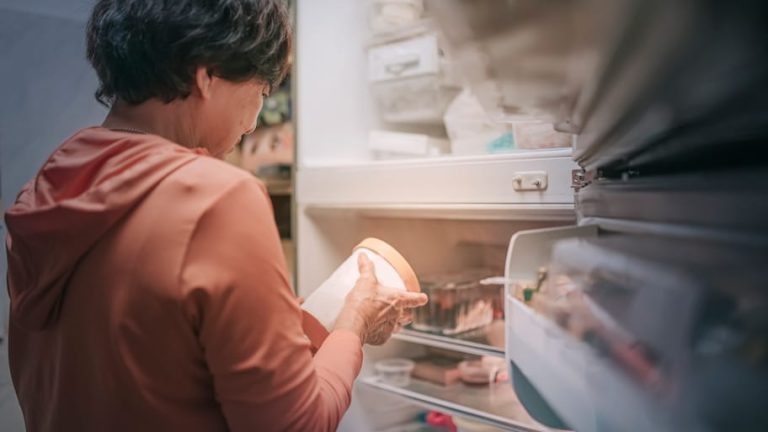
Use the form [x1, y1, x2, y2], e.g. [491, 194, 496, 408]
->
[395, 292, 429, 309]
[357, 252, 376, 279]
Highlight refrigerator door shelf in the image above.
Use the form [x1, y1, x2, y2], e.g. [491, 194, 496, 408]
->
[503, 227, 768, 432]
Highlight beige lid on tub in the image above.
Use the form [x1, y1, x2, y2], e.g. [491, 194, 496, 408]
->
[355, 238, 421, 293]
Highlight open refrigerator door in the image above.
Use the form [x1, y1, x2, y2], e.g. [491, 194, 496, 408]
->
[425, 0, 768, 430]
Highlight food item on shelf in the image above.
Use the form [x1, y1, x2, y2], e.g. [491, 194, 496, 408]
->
[453, 416, 504, 432]
[424, 411, 457, 431]
[458, 356, 507, 385]
[483, 319, 506, 349]
[412, 269, 502, 335]
[369, 0, 425, 36]
[443, 88, 511, 156]
[411, 355, 463, 386]
[375, 358, 416, 387]
[512, 120, 572, 150]
[444, 89, 572, 155]
[511, 267, 548, 305]
[513, 263, 665, 390]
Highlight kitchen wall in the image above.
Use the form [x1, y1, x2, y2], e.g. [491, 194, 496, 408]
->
[0, 1, 102, 429]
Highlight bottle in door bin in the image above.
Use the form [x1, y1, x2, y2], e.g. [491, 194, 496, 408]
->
[301, 238, 421, 350]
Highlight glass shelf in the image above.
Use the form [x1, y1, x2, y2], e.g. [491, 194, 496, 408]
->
[392, 324, 505, 358]
[361, 375, 545, 432]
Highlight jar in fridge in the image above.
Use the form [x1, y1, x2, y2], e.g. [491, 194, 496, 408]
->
[412, 270, 501, 335]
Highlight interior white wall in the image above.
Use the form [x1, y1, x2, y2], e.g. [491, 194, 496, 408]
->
[294, 0, 375, 165]
[0, 3, 103, 430]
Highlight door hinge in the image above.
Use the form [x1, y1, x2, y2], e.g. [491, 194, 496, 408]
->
[571, 169, 586, 192]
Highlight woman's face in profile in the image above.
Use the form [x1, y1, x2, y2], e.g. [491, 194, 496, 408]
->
[196, 72, 270, 158]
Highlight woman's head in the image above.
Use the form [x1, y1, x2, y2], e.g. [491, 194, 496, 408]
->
[86, 0, 292, 155]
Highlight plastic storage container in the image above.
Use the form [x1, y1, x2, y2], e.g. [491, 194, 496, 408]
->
[301, 238, 420, 350]
[375, 358, 416, 387]
[412, 270, 502, 335]
[369, 33, 461, 124]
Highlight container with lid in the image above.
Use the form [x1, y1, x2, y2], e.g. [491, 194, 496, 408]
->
[374, 358, 416, 387]
[301, 238, 421, 350]
[411, 269, 501, 335]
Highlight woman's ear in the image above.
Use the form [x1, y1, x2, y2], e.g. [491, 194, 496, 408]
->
[193, 66, 214, 100]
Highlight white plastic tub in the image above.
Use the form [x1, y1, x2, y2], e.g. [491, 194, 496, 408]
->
[301, 238, 420, 351]
[375, 358, 416, 387]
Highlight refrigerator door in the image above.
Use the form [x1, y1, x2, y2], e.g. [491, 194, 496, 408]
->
[430, 1, 768, 431]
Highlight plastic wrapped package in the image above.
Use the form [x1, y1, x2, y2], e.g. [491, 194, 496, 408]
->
[412, 270, 502, 335]
[443, 89, 509, 155]
[511, 121, 572, 150]
[372, 74, 460, 124]
[369, 0, 425, 36]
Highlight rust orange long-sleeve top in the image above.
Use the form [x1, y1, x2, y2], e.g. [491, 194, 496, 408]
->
[5, 127, 362, 431]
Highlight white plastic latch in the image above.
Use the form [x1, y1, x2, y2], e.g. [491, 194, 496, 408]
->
[512, 171, 548, 191]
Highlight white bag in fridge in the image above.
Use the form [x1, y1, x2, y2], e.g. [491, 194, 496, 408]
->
[444, 89, 573, 155]
[444, 88, 513, 155]
[511, 121, 573, 150]
[301, 238, 421, 350]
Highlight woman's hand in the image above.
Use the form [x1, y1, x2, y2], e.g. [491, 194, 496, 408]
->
[333, 253, 428, 345]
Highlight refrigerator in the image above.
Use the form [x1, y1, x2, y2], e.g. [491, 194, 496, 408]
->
[293, 0, 767, 431]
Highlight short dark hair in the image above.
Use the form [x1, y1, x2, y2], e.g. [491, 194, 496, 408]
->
[86, 0, 292, 107]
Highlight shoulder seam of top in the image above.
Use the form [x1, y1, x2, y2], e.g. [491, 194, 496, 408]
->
[173, 170, 263, 328]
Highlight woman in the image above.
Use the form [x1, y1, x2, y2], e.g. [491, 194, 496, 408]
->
[4, 1, 428, 431]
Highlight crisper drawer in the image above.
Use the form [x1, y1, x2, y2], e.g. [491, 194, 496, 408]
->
[503, 226, 768, 432]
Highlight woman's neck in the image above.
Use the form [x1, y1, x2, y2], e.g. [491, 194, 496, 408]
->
[102, 99, 199, 148]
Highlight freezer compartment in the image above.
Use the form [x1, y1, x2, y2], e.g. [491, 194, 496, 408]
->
[427, 0, 617, 125]
[428, 0, 768, 172]
[504, 226, 768, 432]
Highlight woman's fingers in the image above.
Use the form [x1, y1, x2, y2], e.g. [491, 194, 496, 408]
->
[356, 252, 376, 281]
[398, 310, 413, 326]
[394, 292, 429, 309]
